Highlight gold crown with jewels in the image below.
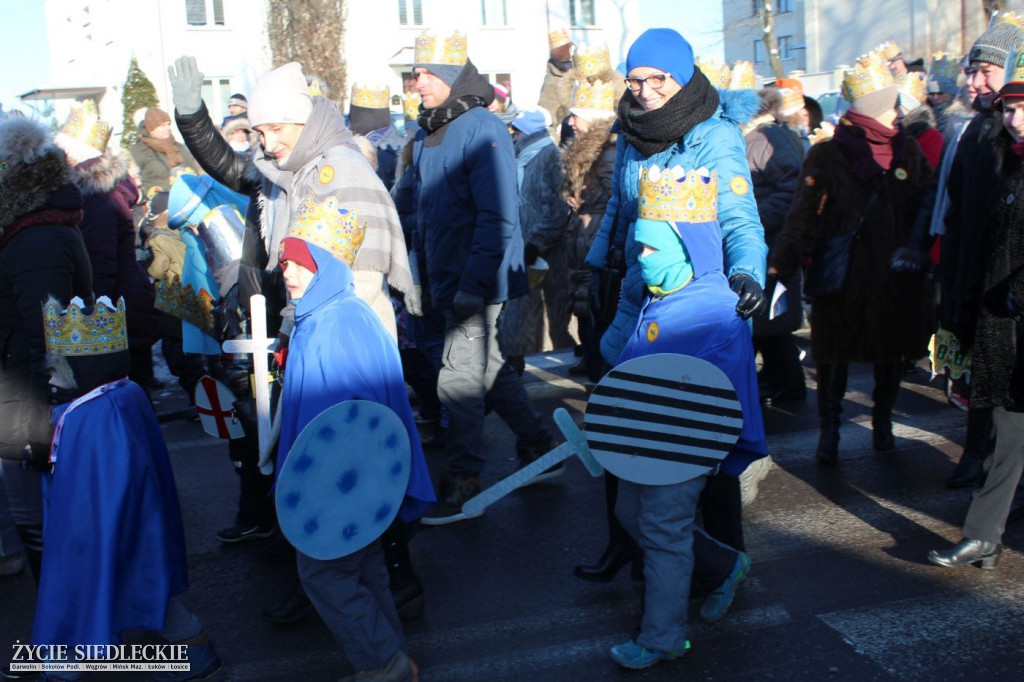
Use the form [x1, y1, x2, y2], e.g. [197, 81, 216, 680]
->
[929, 52, 961, 82]
[571, 79, 616, 113]
[639, 165, 718, 223]
[1008, 47, 1024, 86]
[61, 99, 112, 152]
[415, 30, 468, 66]
[875, 40, 902, 62]
[696, 58, 731, 89]
[728, 61, 757, 90]
[549, 28, 571, 49]
[897, 71, 927, 105]
[154, 275, 215, 334]
[402, 92, 422, 119]
[286, 195, 367, 267]
[43, 295, 128, 356]
[842, 51, 896, 101]
[351, 83, 390, 109]
[994, 10, 1024, 29]
[573, 43, 611, 78]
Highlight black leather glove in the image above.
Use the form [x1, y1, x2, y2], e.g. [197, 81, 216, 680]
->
[524, 243, 540, 267]
[452, 290, 485, 320]
[729, 273, 767, 320]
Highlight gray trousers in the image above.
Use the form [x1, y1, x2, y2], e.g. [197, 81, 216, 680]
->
[616, 475, 707, 652]
[963, 407, 1024, 544]
[438, 304, 548, 477]
[297, 541, 403, 671]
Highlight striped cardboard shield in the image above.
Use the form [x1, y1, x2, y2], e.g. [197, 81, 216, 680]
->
[584, 353, 743, 485]
[276, 401, 411, 559]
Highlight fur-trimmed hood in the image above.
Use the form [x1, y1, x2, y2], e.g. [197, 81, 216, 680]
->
[562, 118, 615, 201]
[71, 154, 131, 196]
[0, 116, 73, 233]
[718, 89, 760, 127]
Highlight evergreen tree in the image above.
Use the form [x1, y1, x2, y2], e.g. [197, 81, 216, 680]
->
[121, 58, 159, 149]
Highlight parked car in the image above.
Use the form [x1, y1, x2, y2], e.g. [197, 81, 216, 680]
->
[815, 90, 850, 124]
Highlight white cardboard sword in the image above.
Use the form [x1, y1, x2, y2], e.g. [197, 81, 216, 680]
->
[221, 294, 279, 475]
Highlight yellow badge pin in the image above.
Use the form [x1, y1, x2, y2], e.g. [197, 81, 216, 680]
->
[730, 176, 749, 195]
[319, 166, 335, 184]
[894, 168, 908, 181]
[646, 322, 659, 343]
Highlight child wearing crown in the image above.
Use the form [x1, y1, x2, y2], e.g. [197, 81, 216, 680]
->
[275, 196, 433, 681]
[31, 296, 221, 681]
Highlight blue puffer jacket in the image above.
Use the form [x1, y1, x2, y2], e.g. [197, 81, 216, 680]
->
[585, 89, 767, 365]
[412, 106, 527, 310]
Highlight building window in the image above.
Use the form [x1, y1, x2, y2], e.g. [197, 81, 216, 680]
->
[202, 78, 232, 119]
[481, 0, 507, 26]
[398, 0, 423, 26]
[186, 0, 224, 26]
[754, 35, 794, 64]
[752, 0, 792, 16]
[570, 0, 595, 27]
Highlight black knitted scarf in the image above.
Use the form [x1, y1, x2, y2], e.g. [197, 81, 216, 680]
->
[616, 68, 720, 157]
[418, 59, 494, 135]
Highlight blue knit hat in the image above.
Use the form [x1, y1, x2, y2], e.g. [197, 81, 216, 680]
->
[626, 29, 695, 86]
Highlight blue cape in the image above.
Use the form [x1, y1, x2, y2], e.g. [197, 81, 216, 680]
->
[279, 243, 435, 521]
[33, 381, 188, 648]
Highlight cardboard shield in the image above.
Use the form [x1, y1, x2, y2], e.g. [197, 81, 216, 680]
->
[584, 353, 742, 485]
[194, 375, 244, 439]
[276, 401, 411, 560]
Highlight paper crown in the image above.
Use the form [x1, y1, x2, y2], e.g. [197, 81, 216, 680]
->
[842, 51, 896, 101]
[1005, 47, 1024, 88]
[696, 58, 731, 89]
[897, 71, 927, 106]
[61, 100, 112, 152]
[809, 121, 836, 145]
[403, 92, 422, 119]
[154, 276, 215, 334]
[573, 43, 611, 78]
[43, 296, 128, 357]
[994, 10, 1024, 29]
[639, 165, 718, 223]
[776, 78, 805, 115]
[415, 30, 468, 66]
[875, 41, 903, 62]
[728, 61, 757, 90]
[928, 52, 961, 82]
[286, 196, 367, 267]
[571, 79, 616, 115]
[549, 28, 571, 49]
[351, 83, 390, 109]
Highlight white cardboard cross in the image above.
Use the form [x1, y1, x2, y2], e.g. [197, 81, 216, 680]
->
[221, 294, 279, 475]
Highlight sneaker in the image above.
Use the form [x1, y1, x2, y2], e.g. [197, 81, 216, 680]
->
[700, 551, 751, 623]
[215, 523, 274, 544]
[739, 456, 773, 507]
[155, 639, 222, 681]
[516, 437, 565, 485]
[608, 640, 689, 670]
[420, 476, 483, 526]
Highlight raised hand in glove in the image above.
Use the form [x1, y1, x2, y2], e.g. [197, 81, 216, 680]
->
[167, 56, 205, 115]
[890, 247, 930, 273]
[729, 273, 767, 320]
[452, 290, 485, 320]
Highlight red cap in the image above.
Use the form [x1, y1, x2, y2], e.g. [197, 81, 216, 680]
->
[279, 237, 318, 273]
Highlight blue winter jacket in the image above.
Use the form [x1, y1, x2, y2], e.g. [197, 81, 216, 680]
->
[585, 89, 767, 365]
[412, 107, 528, 309]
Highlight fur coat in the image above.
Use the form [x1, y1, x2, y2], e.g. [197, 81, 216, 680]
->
[771, 121, 934, 364]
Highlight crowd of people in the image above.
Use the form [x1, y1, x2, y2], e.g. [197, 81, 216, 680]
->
[1, 12, 1023, 681]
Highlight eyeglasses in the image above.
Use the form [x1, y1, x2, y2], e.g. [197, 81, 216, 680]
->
[624, 73, 671, 92]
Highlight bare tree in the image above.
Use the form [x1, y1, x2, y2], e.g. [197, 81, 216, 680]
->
[757, 1, 786, 78]
[266, 0, 347, 102]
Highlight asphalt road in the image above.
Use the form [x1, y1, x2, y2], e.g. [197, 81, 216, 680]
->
[3, 334, 1022, 681]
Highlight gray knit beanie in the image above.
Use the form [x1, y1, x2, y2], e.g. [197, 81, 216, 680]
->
[969, 22, 1024, 67]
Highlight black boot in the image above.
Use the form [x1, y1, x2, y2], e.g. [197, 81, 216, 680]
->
[871, 361, 901, 451]
[946, 408, 993, 489]
[15, 524, 43, 585]
[574, 474, 643, 582]
[815, 363, 847, 464]
[382, 520, 424, 619]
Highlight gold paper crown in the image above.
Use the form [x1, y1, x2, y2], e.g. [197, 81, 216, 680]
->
[875, 40, 902, 62]
[897, 71, 927, 105]
[572, 44, 611, 78]
[415, 30, 468, 66]
[994, 10, 1024, 29]
[696, 58, 731, 89]
[776, 77, 805, 114]
[1008, 47, 1024, 86]
[728, 61, 757, 90]
[928, 52, 961, 82]
[403, 92, 422, 119]
[639, 165, 718, 223]
[154, 276, 215, 334]
[571, 79, 616, 114]
[548, 28, 571, 49]
[809, 121, 836, 145]
[43, 296, 128, 356]
[286, 196, 367, 267]
[842, 52, 896, 101]
[61, 99, 112, 152]
[351, 83, 390, 109]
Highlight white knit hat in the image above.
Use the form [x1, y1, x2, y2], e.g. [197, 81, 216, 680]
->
[247, 62, 313, 128]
